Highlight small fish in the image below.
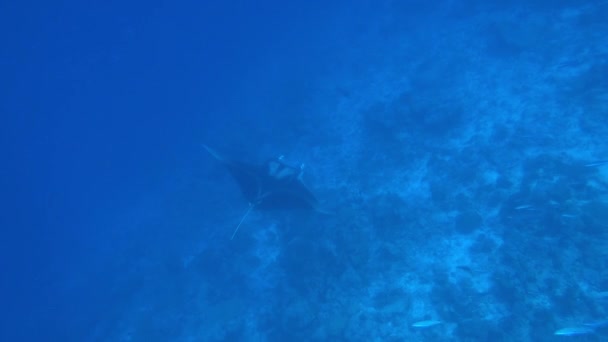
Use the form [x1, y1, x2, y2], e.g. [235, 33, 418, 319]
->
[514, 205, 535, 210]
[590, 291, 608, 299]
[457, 265, 474, 276]
[412, 320, 442, 328]
[561, 214, 577, 219]
[585, 161, 608, 167]
[554, 326, 595, 336]
[584, 319, 608, 329]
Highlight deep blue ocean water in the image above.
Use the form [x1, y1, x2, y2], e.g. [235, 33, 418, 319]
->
[3, 0, 608, 341]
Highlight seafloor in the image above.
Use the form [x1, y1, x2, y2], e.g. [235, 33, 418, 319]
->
[91, 2, 608, 341]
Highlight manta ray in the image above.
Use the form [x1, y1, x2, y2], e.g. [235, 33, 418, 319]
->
[203, 145, 321, 238]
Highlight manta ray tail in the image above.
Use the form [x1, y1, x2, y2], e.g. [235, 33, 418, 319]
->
[231, 204, 254, 240]
[202, 144, 225, 162]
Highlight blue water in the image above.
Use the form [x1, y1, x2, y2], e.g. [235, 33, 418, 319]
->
[3, 1, 608, 341]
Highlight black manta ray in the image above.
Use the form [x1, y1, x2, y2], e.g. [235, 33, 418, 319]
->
[203, 145, 321, 238]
